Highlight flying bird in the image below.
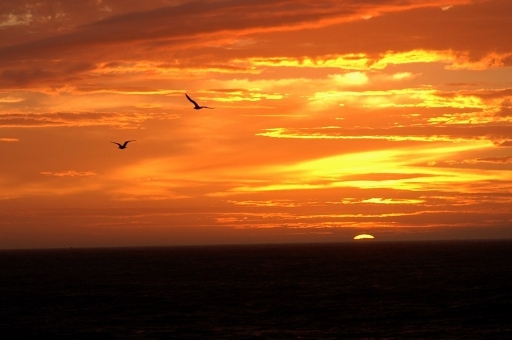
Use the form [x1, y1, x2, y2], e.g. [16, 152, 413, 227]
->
[111, 140, 136, 149]
[185, 93, 213, 110]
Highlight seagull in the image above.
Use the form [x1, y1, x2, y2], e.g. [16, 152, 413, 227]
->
[111, 140, 136, 149]
[185, 93, 213, 110]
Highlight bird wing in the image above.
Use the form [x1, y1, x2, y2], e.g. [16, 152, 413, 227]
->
[122, 140, 136, 147]
[185, 94, 200, 108]
[111, 141, 122, 147]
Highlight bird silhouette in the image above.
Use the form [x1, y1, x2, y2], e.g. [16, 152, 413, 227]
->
[185, 93, 213, 110]
[111, 140, 136, 149]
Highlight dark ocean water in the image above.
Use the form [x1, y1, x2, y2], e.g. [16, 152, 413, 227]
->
[1, 240, 511, 339]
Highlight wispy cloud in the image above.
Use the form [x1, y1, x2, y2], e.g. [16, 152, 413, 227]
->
[0, 111, 178, 128]
[0, 12, 32, 27]
[0, 96, 24, 103]
[40, 170, 97, 177]
[0, 137, 19, 142]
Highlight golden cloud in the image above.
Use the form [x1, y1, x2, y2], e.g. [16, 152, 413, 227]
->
[239, 50, 512, 72]
[0, 96, 24, 103]
[0, 137, 19, 142]
[40, 171, 97, 177]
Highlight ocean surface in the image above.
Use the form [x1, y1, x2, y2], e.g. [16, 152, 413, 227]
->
[1, 240, 511, 339]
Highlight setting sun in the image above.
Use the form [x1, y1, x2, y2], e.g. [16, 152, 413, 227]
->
[354, 234, 375, 240]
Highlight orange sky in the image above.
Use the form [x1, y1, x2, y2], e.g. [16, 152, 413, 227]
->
[2, 0, 512, 248]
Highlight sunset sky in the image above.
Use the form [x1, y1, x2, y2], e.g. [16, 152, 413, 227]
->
[2, 0, 512, 248]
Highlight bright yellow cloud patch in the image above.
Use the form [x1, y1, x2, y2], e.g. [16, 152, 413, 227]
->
[361, 198, 424, 204]
[256, 127, 489, 143]
[244, 54, 370, 70]
[220, 142, 497, 196]
[241, 50, 512, 72]
[308, 88, 488, 110]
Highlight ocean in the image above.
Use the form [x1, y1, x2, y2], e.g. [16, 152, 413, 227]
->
[1, 240, 511, 338]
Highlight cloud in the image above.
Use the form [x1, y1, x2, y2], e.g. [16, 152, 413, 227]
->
[496, 99, 512, 117]
[204, 88, 284, 102]
[0, 96, 24, 103]
[243, 54, 371, 70]
[0, 137, 19, 142]
[0, 0, 474, 65]
[310, 88, 490, 110]
[472, 157, 512, 164]
[360, 197, 425, 204]
[236, 0, 511, 66]
[40, 171, 97, 177]
[0, 111, 178, 128]
[257, 127, 464, 142]
[256, 125, 512, 146]
[228, 197, 425, 207]
[241, 50, 512, 73]
[0, 12, 32, 27]
[0, 62, 96, 88]
[207, 142, 498, 197]
[430, 157, 512, 166]
[1, 0, 508, 93]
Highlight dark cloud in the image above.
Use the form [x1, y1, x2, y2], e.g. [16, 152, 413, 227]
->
[433, 88, 512, 105]
[0, 0, 342, 64]
[0, 0, 471, 65]
[238, 0, 512, 60]
[498, 141, 512, 147]
[503, 55, 512, 67]
[0, 0, 372, 88]
[496, 99, 512, 117]
[3, 0, 509, 90]
[0, 62, 95, 88]
[497, 107, 512, 117]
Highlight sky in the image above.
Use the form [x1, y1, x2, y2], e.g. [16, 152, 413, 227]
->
[1, 0, 512, 249]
